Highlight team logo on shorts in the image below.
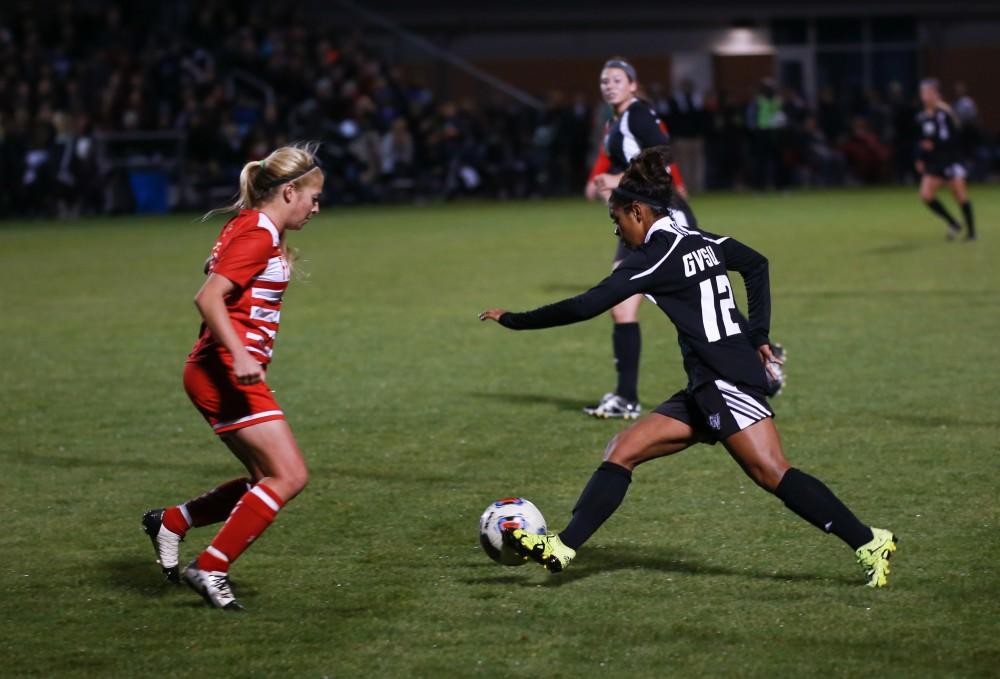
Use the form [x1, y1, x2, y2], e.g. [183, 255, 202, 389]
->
[708, 413, 722, 430]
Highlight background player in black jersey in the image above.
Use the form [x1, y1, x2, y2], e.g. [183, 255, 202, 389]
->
[480, 147, 896, 587]
[916, 78, 976, 241]
[582, 58, 696, 420]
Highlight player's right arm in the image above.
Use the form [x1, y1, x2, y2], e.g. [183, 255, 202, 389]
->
[194, 274, 265, 384]
[586, 143, 617, 201]
[481, 245, 666, 330]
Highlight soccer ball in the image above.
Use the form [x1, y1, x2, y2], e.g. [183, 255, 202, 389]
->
[479, 497, 547, 566]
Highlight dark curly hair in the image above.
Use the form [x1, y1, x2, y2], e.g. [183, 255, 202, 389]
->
[608, 145, 675, 217]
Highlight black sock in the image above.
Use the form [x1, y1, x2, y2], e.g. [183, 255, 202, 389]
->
[774, 468, 873, 550]
[925, 198, 959, 229]
[613, 322, 640, 402]
[961, 201, 975, 238]
[559, 462, 632, 550]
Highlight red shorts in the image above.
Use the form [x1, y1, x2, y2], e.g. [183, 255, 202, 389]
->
[183, 351, 284, 435]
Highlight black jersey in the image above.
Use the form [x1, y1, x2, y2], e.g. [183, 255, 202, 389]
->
[916, 107, 961, 168]
[605, 99, 670, 173]
[500, 211, 771, 392]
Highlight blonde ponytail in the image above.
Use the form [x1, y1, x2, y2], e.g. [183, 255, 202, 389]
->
[202, 142, 322, 221]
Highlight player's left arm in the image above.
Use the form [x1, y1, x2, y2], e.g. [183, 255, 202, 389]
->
[719, 237, 772, 351]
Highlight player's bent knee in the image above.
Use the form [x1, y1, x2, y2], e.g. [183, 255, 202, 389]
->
[749, 460, 789, 492]
[610, 307, 634, 323]
[287, 466, 309, 497]
[605, 437, 649, 471]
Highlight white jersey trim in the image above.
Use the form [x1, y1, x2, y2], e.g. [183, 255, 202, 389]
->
[250, 306, 280, 323]
[257, 212, 280, 247]
[619, 109, 641, 163]
[630, 214, 691, 281]
[212, 409, 284, 431]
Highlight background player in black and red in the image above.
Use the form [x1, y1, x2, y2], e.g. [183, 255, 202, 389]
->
[581, 57, 694, 420]
[481, 146, 897, 588]
[916, 78, 976, 241]
[141, 144, 324, 610]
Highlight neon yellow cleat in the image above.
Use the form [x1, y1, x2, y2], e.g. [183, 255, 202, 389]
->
[503, 528, 576, 572]
[855, 527, 898, 588]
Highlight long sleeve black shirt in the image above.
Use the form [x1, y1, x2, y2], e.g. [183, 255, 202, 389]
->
[500, 213, 771, 392]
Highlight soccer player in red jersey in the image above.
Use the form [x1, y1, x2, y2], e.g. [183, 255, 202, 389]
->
[142, 144, 324, 610]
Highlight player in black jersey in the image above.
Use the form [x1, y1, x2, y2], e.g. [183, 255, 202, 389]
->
[480, 147, 897, 587]
[582, 58, 698, 420]
[916, 78, 975, 240]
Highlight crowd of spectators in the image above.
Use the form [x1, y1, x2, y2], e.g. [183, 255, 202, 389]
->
[652, 76, 995, 193]
[0, 1, 995, 219]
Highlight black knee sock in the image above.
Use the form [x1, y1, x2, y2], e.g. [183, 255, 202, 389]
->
[559, 461, 632, 550]
[774, 468, 873, 550]
[961, 201, 975, 238]
[613, 322, 640, 402]
[925, 198, 959, 229]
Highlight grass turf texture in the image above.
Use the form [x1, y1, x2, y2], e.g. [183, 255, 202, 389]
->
[2, 186, 998, 678]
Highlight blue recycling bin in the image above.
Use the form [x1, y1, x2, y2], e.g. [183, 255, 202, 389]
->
[128, 169, 170, 214]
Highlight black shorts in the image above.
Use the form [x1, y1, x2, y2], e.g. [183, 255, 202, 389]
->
[654, 379, 773, 444]
[925, 162, 967, 180]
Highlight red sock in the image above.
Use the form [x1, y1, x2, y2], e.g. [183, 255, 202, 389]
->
[198, 483, 284, 573]
[161, 506, 191, 536]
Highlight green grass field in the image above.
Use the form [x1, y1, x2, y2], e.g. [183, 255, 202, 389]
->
[2, 186, 999, 678]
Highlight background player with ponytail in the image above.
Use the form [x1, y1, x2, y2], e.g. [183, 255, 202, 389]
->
[481, 146, 896, 588]
[581, 57, 695, 420]
[142, 143, 324, 610]
[916, 78, 976, 241]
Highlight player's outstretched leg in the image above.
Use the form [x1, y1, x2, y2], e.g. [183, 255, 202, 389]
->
[724, 419, 898, 587]
[510, 415, 699, 573]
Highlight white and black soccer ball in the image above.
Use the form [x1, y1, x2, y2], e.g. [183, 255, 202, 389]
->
[479, 497, 547, 566]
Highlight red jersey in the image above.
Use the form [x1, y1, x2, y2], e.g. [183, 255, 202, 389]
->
[189, 209, 289, 367]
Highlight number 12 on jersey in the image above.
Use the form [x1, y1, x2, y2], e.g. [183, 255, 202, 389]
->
[699, 275, 741, 342]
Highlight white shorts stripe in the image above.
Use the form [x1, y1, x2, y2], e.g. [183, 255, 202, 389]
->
[212, 409, 284, 431]
[722, 391, 770, 418]
[724, 396, 768, 423]
[179, 504, 193, 526]
[715, 380, 771, 416]
[250, 485, 281, 513]
[731, 410, 756, 429]
[206, 545, 230, 562]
